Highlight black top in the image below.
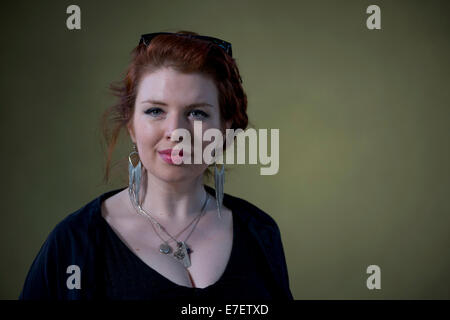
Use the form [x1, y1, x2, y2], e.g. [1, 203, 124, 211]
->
[19, 186, 294, 300]
[101, 200, 274, 300]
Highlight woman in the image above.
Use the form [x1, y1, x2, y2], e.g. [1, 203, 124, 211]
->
[19, 31, 293, 300]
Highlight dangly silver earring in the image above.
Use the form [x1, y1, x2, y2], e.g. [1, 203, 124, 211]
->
[128, 143, 142, 206]
[214, 163, 225, 219]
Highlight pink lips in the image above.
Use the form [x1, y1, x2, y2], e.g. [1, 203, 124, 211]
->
[158, 149, 183, 165]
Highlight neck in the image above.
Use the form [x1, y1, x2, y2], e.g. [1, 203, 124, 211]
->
[137, 170, 208, 225]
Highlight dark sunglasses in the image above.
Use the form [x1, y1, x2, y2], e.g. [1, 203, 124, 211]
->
[139, 32, 233, 58]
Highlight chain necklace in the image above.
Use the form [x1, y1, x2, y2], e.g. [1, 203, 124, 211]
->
[128, 188, 210, 268]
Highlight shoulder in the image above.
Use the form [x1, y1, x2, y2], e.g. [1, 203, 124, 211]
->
[50, 187, 125, 244]
[204, 185, 284, 244]
[19, 188, 124, 300]
[29, 187, 125, 271]
[49, 194, 102, 245]
[24, 191, 106, 270]
[205, 185, 282, 243]
[225, 192, 284, 249]
[223, 191, 279, 228]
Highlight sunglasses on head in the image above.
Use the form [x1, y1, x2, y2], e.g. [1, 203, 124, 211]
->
[139, 32, 233, 58]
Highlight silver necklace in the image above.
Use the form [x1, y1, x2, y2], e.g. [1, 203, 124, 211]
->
[128, 188, 210, 268]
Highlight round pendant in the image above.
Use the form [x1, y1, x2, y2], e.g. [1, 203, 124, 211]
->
[159, 243, 172, 254]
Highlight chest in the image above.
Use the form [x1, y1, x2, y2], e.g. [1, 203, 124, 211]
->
[103, 207, 234, 289]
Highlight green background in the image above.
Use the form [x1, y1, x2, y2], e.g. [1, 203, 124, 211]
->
[1, 0, 449, 299]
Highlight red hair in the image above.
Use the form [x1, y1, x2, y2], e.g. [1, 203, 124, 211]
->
[101, 30, 248, 183]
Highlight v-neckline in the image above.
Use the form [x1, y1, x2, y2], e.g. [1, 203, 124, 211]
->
[99, 196, 237, 290]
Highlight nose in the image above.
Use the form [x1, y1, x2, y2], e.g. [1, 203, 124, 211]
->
[164, 112, 188, 142]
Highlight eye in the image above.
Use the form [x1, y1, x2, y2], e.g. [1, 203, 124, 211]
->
[189, 109, 209, 119]
[144, 107, 163, 117]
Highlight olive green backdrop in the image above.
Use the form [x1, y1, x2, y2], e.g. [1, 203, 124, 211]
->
[1, 0, 449, 299]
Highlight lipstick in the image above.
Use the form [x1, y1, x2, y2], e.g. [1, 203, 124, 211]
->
[158, 149, 183, 165]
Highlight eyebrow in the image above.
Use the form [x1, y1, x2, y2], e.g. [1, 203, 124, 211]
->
[141, 99, 214, 108]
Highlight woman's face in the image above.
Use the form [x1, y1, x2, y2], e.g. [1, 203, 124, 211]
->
[128, 66, 230, 183]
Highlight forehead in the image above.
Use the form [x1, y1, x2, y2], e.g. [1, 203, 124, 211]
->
[136, 67, 219, 106]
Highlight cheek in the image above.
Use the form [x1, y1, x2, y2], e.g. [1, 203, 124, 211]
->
[134, 120, 161, 148]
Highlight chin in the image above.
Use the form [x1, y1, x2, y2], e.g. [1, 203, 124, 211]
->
[147, 163, 197, 183]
